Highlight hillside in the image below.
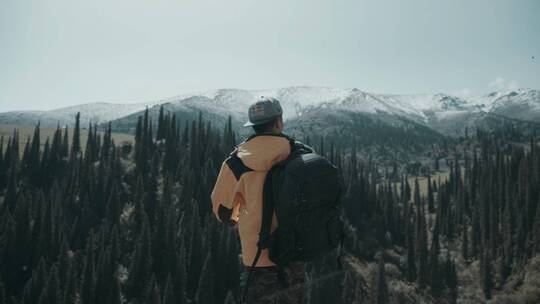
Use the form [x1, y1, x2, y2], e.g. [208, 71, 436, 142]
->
[0, 123, 134, 156]
[0, 101, 159, 128]
[0, 111, 539, 304]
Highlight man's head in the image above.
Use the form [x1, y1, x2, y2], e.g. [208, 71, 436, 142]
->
[244, 96, 284, 134]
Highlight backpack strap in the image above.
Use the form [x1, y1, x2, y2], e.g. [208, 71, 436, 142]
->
[225, 152, 253, 181]
[258, 165, 278, 249]
[292, 140, 315, 154]
[242, 164, 278, 301]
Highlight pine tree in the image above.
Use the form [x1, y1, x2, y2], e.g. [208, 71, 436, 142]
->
[374, 255, 388, 304]
[145, 274, 162, 304]
[163, 117, 179, 175]
[162, 274, 176, 304]
[62, 264, 77, 304]
[0, 279, 5, 304]
[109, 226, 121, 265]
[223, 116, 236, 151]
[126, 217, 153, 300]
[195, 252, 214, 304]
[157, 105, 165, 141]
[224, 291, 237, 304]
[479, 249, 493, 300]
[110, 268, 121, 304]
[406, 223, 417, 282]
[84, 122, 94, 162]
[498, 249, 511, 283]
[95, 248, 112, 304]
[428, 221, 443, 296]
[532, 196, 540, 254]
[145, 154, 159, 224]
[45, 264, 61, 304]
[38, 288, 49, 304]
[22, 258, 48, 304]
[173, 239, 188, 304]
[445, 256, 458, 304]
[427, 174, 435, 213]
[461, 225, 469, 263]
[413, 177, 421, 210]
[471, 205, 480, 258]
[28, 122, 42, 186]
[61, 125, 69, 158]
[81, 233, 96, 304]
[3, 165, 18, 212]
[71, 112, 81, 156]
[100, 122, 112, 160]
[416, 212, 429, 289]
[186, 204, 204, 298]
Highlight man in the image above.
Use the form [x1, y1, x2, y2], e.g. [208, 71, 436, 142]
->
[211, 96, 310, 303]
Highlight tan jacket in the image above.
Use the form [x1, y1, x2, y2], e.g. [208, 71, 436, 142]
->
[211, 134, 292, 267]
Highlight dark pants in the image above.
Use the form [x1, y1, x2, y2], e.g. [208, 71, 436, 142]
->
[241, 262, 306, 304]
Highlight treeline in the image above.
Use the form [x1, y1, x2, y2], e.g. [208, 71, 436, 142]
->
[0, 108, 241, 304]
[340, 131, 540, 302]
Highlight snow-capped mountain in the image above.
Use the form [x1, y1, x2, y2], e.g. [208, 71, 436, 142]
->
[105, 86, 437, 135]
[481, 89, 540, 121]
[152, 86, 540, 123]
[1, 86, 539, 137]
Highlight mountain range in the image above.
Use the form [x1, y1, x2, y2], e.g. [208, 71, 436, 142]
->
[1, 86, 539, 137]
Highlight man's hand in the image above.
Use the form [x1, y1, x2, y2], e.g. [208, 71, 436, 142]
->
[218, 204, 237, 227]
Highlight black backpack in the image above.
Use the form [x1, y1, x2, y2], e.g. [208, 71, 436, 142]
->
[244, 133, 344, 296]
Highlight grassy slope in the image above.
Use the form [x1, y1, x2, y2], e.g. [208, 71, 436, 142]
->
[0, 124, 134, 155]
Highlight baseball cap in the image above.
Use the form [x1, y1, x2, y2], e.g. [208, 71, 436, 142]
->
[243, 96, 283, 127]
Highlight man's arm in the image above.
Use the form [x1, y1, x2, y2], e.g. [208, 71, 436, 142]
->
[211, 160, 240, 225]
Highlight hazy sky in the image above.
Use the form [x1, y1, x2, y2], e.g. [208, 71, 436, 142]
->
[1, 0, 539, 111]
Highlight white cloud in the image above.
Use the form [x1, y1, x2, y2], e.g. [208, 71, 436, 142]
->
[488, 77, 520, 91]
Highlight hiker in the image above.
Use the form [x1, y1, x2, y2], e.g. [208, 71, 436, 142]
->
[211, 96, 308, 303]
[211, 96, 343, 304]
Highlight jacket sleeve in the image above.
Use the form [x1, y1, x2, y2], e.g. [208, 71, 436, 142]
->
[211, 160, 241, 225]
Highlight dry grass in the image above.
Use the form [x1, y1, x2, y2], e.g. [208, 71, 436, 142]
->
[0, 123, 134, 156]
[383, 170, 451, 197]
[491, 256, 540, 304]
[408, 170, 451, 197]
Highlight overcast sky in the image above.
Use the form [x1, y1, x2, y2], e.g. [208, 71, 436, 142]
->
[1, 0, 539, 111]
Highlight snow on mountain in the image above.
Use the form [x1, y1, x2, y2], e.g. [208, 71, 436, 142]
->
[157, 86, 427, 121]
[54, 102, 162, 123]
[1, 86, 539, 136]
[160, 87, 539, 125]
[482, 89, 540, 121]
[0, 101, 160, 128]
[155, 86, 356, 120]
[378, 93, 484, 123]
